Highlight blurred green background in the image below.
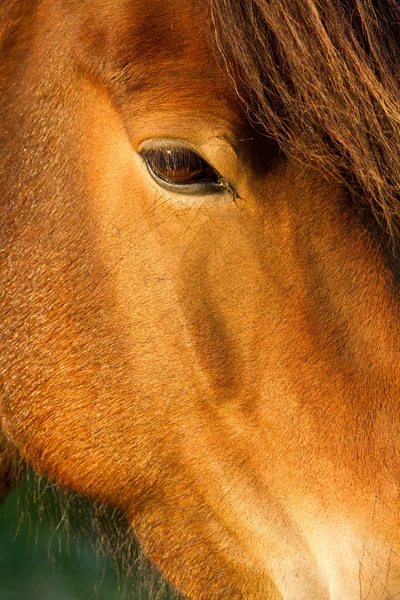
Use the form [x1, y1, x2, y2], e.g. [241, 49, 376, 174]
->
[0, 484, 120, 600]
[0, 479, 176, 600]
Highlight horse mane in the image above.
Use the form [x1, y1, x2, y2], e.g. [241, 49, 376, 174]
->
[208, 0, 400, 237]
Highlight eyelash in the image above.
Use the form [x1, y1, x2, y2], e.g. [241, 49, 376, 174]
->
[141, 146, 225, 195]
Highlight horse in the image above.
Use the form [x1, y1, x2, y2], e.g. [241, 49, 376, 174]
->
[1, 0, 400, 598]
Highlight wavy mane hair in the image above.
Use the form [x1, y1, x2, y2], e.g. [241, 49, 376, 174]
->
[209, 0, 400, 237]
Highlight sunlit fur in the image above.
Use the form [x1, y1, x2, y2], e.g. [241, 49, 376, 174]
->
[1, 1, 400, 599]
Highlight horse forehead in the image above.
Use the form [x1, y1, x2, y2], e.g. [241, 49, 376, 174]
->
[114, 0, 206, 60]
[76, 0, 229, 106]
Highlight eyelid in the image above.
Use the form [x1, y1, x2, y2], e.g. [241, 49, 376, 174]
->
[139, 137, 195, 150]
[139, 138, 210, 164]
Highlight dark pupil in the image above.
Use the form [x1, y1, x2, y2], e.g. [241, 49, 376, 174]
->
[146, 148, 216, 184]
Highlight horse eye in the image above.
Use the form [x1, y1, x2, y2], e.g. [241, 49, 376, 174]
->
[143, 147, 222, 193]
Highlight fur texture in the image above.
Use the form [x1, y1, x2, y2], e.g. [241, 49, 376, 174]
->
[1, 1, 400, 599]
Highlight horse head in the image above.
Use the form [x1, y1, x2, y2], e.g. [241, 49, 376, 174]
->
[1, 1, 400, 598]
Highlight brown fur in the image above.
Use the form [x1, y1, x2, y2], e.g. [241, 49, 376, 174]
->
[1, 1, 400, 599]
